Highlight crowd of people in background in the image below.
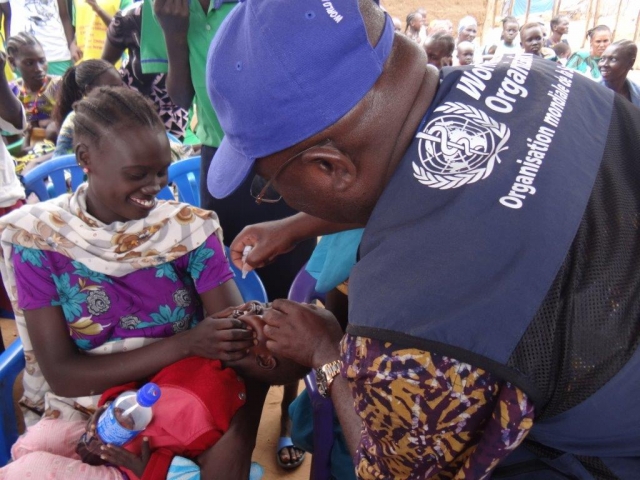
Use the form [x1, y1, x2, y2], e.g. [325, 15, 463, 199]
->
[1, 1, 638, 181]
[391, 6, 639, 107]
[0, 0, 639, 478]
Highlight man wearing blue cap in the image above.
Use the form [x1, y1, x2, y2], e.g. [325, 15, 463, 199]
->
[205, 0, 640, 478]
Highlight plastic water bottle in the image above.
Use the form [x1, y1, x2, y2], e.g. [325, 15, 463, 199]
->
[96, 382, 161, 446]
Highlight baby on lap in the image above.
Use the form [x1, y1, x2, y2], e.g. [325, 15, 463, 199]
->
[6, 302, 309, 480]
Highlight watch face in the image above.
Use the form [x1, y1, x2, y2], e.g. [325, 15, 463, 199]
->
[316, 369, 329, 397]
[318, 383, 328, 397]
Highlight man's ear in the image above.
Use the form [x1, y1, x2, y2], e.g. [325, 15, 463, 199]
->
[304, 145, 357, 193]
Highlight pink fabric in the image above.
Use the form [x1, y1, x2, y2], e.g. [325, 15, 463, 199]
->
[0, 419, 123, 480]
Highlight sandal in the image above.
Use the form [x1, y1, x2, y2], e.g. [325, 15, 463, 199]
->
[276, 436, 306, 470]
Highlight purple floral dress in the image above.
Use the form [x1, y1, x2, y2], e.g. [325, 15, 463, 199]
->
[12, 234, 233, 350]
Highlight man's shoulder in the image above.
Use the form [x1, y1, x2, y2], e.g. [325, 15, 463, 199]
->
[627, 79, 640, 108]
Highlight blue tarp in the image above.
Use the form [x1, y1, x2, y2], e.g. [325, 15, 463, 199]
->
[513, 0, 554, 16]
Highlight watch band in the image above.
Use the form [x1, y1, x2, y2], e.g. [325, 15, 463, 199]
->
[316, 359, 343, 398]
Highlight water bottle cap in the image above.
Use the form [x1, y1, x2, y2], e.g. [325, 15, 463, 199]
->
[137, 382, 161, 407]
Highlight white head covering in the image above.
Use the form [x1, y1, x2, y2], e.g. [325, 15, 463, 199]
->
[458, 15, 478, 35]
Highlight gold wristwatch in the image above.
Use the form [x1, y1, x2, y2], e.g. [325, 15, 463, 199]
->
[315, 359, 342, 398]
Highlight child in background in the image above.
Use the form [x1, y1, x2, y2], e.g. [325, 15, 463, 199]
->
[520, 22, 558, 61]
[6, 32, 59, 164]
[7, 32, 60, 129]
[52, 59, 123, 157]
[425, 32, 454, 70]
[457, 41, 475, 66]
[553, 42, 572, 65]
[491, 16, 520, 58]
[520, 22, 544, 56]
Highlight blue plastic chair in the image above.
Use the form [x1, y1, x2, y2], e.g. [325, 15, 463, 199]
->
[156, 156, 201, 205]
[156, 185, 175, 202]
[21, 154, 85, 200]
[169, 156, 201, 206]
[0, 256, 266, 466]
[226, 246, 268, 303]
[287, 267, 334, 480]
[0, 338, 25, 466]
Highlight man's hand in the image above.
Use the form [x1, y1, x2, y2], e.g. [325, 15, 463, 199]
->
[153, 0, 189, 37]
[229, 220, 299, 273]
[262, 299, 344, 368]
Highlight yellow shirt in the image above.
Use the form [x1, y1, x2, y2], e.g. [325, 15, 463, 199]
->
[0, 28, 14, 81]
[74, 0, 132, 61]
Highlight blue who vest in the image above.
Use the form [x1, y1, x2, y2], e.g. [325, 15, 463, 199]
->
[348, 55, 640, 479]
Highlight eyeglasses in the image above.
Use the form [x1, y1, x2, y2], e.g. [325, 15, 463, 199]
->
[250, 139, 332, 204]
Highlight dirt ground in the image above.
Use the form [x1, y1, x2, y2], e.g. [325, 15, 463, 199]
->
[1, 318, 310, 480]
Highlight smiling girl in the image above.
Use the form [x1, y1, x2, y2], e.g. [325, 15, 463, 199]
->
[0, 86, 265, 479]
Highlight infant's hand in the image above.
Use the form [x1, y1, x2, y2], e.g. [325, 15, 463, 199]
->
[100, 437, 152, 478]
[76, 406, 108, 466]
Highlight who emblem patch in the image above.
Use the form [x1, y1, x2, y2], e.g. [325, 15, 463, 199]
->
[413, 102, 511, 189]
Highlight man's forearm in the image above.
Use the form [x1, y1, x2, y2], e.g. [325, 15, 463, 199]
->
[330, 376, 361, 457]
[282, 212, 363, 244]
[312, 342, 362, 458]
[164, 34, 195, 109]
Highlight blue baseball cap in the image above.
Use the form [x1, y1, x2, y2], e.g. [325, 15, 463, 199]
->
[206, 0, 394, 199]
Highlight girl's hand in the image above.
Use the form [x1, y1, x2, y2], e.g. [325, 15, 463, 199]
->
[182, 316, 255, 361]
[100, 437, 151, 478]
